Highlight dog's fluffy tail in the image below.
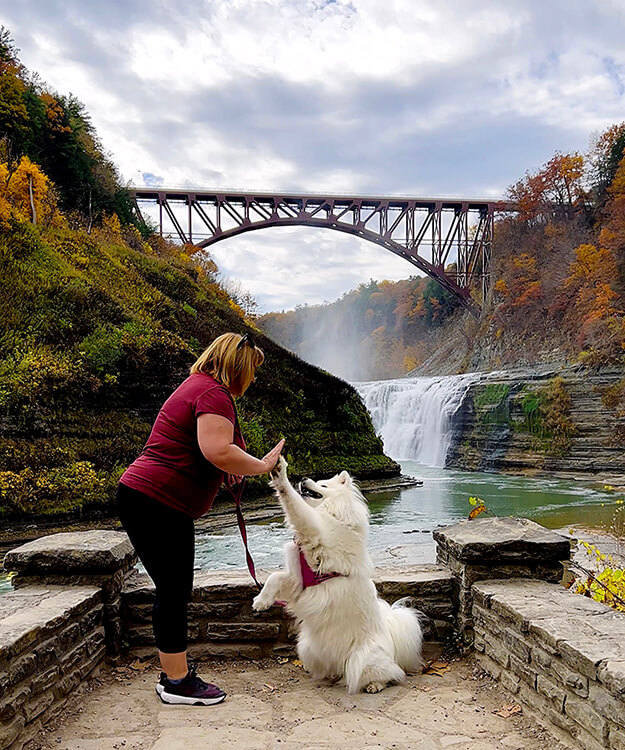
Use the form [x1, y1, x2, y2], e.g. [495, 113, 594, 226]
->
[388, 599, 424, 674]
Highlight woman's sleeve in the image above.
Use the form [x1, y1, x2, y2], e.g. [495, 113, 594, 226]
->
[194, 386, 236, 424]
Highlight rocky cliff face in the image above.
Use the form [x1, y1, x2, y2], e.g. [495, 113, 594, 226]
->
[446, 367, 625, 481]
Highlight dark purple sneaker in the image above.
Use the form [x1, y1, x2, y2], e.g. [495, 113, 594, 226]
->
[156, 663, 226, 705]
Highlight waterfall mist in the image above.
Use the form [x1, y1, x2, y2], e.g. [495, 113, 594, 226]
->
[294, 316, 373, 382]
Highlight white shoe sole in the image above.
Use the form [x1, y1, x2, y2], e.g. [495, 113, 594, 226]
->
[155, 684, 226, 705]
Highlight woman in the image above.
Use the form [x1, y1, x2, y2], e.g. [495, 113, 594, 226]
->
[116, 332, 284, 706]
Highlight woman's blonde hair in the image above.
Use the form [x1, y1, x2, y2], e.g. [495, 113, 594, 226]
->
[190, 332, 264, 394]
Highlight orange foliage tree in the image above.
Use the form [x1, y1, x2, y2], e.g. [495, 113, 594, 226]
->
[508, 151, 586, 223]
[494, 253, 542, 314]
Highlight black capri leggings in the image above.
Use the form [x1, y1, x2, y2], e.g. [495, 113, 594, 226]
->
[116, 483, 195, 653]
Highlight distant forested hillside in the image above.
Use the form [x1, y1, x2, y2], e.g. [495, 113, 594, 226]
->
[259, 276, 463, 380]
[259, 125, 625, 383]
[0, 30, 398, 520]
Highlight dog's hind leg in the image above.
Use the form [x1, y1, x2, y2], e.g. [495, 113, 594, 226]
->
[345, 644, 405, 694]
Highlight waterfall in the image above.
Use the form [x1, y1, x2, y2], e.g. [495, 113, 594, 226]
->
[355, 373, 483, 466]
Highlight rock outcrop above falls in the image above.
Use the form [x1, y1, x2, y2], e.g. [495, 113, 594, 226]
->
[446, 367, 625, 480]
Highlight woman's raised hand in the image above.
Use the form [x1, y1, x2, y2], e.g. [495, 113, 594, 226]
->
[261, 439, 285, 473]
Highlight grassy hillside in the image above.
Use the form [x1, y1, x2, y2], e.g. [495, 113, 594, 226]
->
[0, 29, 398, 521]
[0, 218, 398, 520]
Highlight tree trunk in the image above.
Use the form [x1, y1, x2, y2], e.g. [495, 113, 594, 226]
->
[87, 187, 93, 234]
[28, 174, 37, 225]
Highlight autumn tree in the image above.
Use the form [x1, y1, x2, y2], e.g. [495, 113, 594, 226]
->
[589, 122, 625, 201]
[0, 154, 61, 228]
[508, 151, 587, 223]
[0, 28, 134, 228]
[0, 28, 30, 170]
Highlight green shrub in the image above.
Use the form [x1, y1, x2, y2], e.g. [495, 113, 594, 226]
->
[0, 461, 110, 517]
[79, 325, 125, 374]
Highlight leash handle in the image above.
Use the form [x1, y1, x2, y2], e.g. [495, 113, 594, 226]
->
[226, 479, 262, 590]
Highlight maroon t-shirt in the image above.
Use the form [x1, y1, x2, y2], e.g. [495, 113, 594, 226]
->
[120, 373, 245, 519]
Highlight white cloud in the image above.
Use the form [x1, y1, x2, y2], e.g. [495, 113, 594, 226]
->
[2, 0, 625, 311]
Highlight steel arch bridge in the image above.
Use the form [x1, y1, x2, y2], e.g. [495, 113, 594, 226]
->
[129, 187, 516, 315]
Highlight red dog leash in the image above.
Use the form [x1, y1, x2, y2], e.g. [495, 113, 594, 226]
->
[226, 479, 263, 590]
[226, 480, 288, 607]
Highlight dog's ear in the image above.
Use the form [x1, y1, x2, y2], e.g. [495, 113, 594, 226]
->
[338, 470, 351, 485]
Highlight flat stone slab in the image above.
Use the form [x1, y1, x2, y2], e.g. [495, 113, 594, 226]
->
[433, 517, 571, 563]
[33, 653, 573, 750]
[474, 579, 625, 685]
[123, 565, 454, 601]
[0, 585, 101, 662]
[3, 531, 136, 574]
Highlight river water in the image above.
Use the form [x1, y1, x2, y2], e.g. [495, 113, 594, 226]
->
[0, 374, 617, 592]
[187, 459, 615, 574]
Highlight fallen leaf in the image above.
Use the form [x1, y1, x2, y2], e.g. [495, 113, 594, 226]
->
[291, 659, 303, 667]
[493, 703, 522, 718]
[277, 657, 289, 664]
[468, 504, 487, 520]
[424, 660, 450, 676]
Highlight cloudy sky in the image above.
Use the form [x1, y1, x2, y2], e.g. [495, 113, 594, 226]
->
[2, 0, 624, 311]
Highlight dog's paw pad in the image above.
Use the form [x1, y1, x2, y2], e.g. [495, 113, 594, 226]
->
[365, 682, 385, 694]
[271, 456, 288, 479]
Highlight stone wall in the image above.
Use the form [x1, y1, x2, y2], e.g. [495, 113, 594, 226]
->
[473, 578, 625, 750]
[5, 531, 137, 662]
[0, 586, 104, 750]
[122, 565, 456, 660]
[433, 516, 570, 634]
[446, 368, 625, 479]
[1, 531, 137, 750]
[4, 518, 625, 750]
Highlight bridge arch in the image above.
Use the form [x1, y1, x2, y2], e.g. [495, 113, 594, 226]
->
[129, 188, 515, 316]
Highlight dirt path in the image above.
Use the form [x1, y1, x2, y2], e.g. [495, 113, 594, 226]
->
[34, 651, 573, 750]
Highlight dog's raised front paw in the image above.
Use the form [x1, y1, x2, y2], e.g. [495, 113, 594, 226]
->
[365, 682, 386, 694]
[269, 455, 288, 486]
[252, 593, 271, 612]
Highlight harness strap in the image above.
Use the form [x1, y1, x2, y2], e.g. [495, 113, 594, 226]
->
[298, 546, 344, 588]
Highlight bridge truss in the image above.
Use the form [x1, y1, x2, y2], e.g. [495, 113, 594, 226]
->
[129, 188, 514, 315]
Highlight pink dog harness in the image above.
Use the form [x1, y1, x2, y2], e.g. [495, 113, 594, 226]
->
[298, 546, 344, 589]
[227, 479, 343, 600]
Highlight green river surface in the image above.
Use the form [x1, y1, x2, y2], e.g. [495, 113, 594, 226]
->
[187, 460, 616, 571]
[0, 460, 618, 593]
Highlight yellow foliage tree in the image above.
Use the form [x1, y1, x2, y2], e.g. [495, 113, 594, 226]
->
[566, 244, 620, 323]
[0, 156, 62, 228]
[0, 161, 11, 225]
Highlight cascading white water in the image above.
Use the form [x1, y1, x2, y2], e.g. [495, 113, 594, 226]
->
[355, 373, 483, 466]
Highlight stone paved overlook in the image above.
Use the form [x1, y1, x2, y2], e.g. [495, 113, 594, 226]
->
[2, 518, 625, 750]
[34, 655, 570, 750]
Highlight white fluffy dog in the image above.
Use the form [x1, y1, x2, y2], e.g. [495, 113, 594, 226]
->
[253, 457, 423, 693]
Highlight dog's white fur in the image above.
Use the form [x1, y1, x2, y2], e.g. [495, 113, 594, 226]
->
[253, 457, 423, 694]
